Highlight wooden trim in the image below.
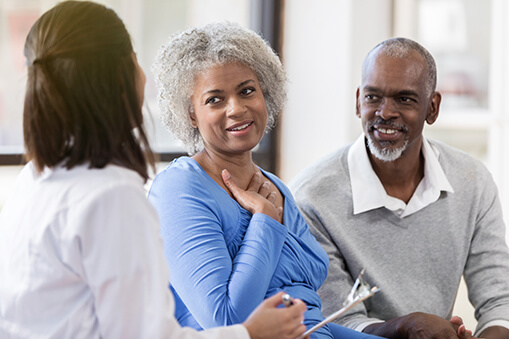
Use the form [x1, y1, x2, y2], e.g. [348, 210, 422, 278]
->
[0, 154, 26, 166]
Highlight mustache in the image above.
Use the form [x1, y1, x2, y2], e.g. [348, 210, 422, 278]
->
[367, 118, 408, 133]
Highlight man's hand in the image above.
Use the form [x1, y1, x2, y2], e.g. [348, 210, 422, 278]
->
[364, 312, 480, 339]
[450, 316, 474, 339]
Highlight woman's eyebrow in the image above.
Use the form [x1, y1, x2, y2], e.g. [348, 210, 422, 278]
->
[236, 79, 255, 89]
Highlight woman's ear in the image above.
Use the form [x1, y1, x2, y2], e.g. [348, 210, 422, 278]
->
[189, 112, 198, 128]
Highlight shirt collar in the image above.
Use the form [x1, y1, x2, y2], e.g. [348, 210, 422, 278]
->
[348, 134, 454, 218]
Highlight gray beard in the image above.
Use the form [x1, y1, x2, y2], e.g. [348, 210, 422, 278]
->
[366, 134, 408, 162]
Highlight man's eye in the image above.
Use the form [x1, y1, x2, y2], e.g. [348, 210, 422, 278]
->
[400, 97, 413, 103]
[205, 97, 221, 104]
[365, 94, 377, 101]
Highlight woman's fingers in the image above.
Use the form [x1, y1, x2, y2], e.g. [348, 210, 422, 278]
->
[267, 191, 276, 204]
[222, 169, 241, 196]
[222, 169, 283, 223]
[258, 181, 271, 198]
[224, 169, 276, 200]
[246, 171, 263, 192]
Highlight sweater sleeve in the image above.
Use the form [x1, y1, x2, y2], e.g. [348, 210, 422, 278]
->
[463, 170, 509, 335]
[148, 164, 288, 328]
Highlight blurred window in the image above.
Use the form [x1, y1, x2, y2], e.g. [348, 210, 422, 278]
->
[415, 0, 492, 161]
[0, 0, 281, 171]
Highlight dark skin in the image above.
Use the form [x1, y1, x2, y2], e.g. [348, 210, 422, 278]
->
[189, 62, 284, 223]
[357, 48, 509, 339]
[356, 50, 440, 204]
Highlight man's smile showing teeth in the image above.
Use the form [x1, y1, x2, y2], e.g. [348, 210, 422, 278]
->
[377, 128, 397, 134]
[227, 121, 253, 131]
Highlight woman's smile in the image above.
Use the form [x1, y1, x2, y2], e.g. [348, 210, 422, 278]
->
[226, 120, 254, 132]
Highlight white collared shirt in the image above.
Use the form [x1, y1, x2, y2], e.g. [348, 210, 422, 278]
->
[348, 134, 454, 218]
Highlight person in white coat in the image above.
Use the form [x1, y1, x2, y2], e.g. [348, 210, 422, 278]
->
[0, 1, 307, 338]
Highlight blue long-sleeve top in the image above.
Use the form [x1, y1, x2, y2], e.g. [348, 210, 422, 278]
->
[148, 157, 333, 337]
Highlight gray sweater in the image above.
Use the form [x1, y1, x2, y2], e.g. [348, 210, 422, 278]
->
[290, 139, 509, 334]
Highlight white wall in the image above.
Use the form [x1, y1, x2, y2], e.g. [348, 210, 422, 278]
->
[0, 166, 22, 210]
[279, 0, 392, 183]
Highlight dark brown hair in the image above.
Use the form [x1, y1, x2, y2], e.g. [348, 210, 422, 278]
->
[23, 0, 155, 181]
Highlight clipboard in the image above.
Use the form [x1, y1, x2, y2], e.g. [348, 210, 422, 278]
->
[298, 269, 380, 338]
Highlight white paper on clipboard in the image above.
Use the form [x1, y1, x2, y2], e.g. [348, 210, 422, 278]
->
[298, 269, 379, 338]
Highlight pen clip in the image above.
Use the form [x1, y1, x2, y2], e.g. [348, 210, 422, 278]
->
[282, 293, 294, 307]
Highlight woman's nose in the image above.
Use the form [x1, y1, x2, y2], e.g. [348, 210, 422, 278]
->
[226, 97, 246, 117]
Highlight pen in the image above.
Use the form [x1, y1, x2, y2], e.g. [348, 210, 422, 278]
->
[282, 293, 294, 307]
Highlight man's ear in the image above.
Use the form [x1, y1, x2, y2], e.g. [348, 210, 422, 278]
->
[426, 91, 441, 125]
[355, 87, 361, 118]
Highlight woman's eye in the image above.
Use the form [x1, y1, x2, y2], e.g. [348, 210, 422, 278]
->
[205, 96, 221, 105]
[241, 87, 254, 95]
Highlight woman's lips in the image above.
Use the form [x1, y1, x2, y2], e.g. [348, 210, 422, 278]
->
[226, 121, 253, 131]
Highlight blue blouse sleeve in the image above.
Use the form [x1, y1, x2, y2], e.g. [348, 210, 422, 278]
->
[148, 161, 288, 328]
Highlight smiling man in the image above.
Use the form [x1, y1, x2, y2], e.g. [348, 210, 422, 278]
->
[290, 38, 509, 339]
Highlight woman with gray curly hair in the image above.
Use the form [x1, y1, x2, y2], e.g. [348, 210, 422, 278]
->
[152, 21, 285, 155]
[149, 22, 380, 339]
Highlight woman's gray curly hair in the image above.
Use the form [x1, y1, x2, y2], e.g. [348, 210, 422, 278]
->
[152, 21, 287, 155]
